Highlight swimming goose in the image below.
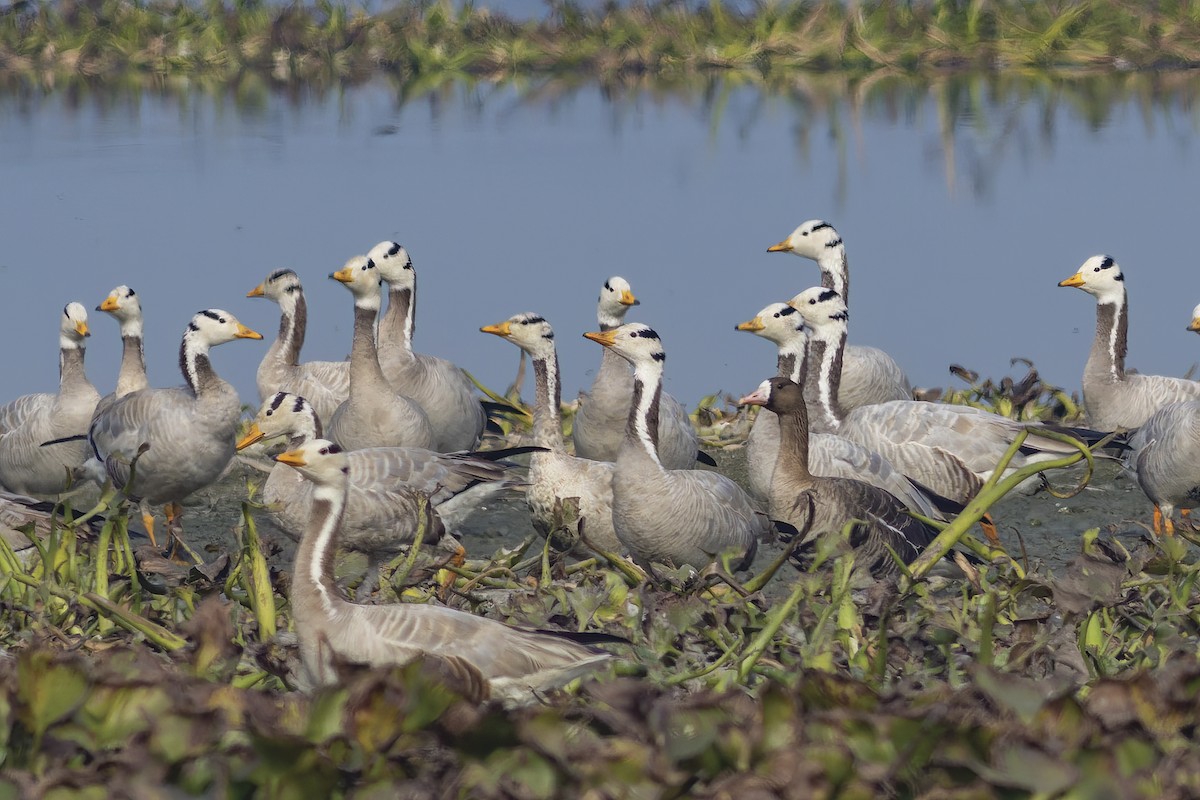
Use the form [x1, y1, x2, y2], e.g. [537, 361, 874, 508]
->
[86, 309, 262, 546]
[370, 241, 485, 452]
[767, 220, 912, 417]
[327, 256, 433, 451]
[738, 377, 939, 578]
[572, 277, 701, 469]
[0, 303, 101, 497]
[584, 323, 766, 571]
[734, 302, 940, 519]
[237, 391, 524, 588]
[277, 438, 613, 702]
[791, 287, 1086, 505]
[481, 313, 620, 552]
[247, 268, 350, 426]
[1058, 255, 1200, 431]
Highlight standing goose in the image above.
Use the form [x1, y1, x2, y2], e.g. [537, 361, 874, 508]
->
[792, 287, 1085, 506]
[237, 391, 524, 589]
[370, 241, 486, 452]
[584, 323, 766, 571]
[572, 277, 701, 469]
[277, 438, 614, 702]
[247, 268, 350, 426]
[0, 303, 100, 497]
[734, 302, 940, 519]
[767, 220, 911, 417]
[97, 285, 149, 402]
[86, 309, 262, 546]
[1058, 255, 1200, 431]
[327, 255, 433, 451]
[480, 313, 620, 552]
[738, 377, 939, 578]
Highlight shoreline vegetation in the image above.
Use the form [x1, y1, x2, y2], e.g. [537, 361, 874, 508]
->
[3, 0, 1200, 85]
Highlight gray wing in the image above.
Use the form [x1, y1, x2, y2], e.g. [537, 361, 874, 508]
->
[1090, 373, 1200, 431]
[809, 432, 941, 519]
[655, 392, 702, 471]
[272, 362, 351, 426]
[838, 344, 912, 410]
[0, 393, 52, 436]
[405, 353, 487, 452]
[1127, 400, 1200, 513]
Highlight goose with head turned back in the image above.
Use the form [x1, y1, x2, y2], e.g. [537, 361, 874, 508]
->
[327, 255, 433, 451]
[370, 241, 486, 452]
[573, 277, 702, 469]
[86, 309, 262, 547]
[791, 287, 1089, 506]
[237, 391, 523, 591]
[0, 303, 100, 497]
[738, 377, 939, 579]
[1058, 255, 1200, 431]
[584, 323, 766, 572]
[277, 437, 613, 703]
[734, 302, 941, 519]
[481, 313, 620, 553]
[767, 220, 911, 418]
[247, 268, 350, 427]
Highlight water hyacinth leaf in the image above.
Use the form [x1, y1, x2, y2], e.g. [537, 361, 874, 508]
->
[15, 650, 88, 739]
[76, 684, 173, 748]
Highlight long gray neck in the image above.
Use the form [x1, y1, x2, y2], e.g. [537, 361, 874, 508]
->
[274, 292, 306, 367]
[291, 484, 349, 621]
[59, 344, 89, 394]
[1086, 295, 1127, 383]
[774, 399, 812, 483]
[381, 285, 415, 355]
[818, 242, 849, 306]
[807, 327, 847, 431]
[531, 352, 564, 451]
[286, 410, 323, 447]
[777, 339, 807, 383]
[625, 361, 663, 466]
[117, 334, 148, 396]
[349, 303, 388, 392]
[179, 331, 219, 396]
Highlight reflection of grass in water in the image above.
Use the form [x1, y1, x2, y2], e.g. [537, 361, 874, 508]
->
[4, 0, 1200, 82]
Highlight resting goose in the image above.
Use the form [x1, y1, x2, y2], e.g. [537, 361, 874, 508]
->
[572, 276, 701, 469]
[1058, 255, 1200, 431]
[767, 220, 911, 417]
[277, 438, 613, 702]
[327, 256, 433, 451]
[0, 303, 100, 497]
[584, 323, 766, 571]
[370, 241, 485, 452]
[86, 309, 262, 547]
[792, 287, 1086, 505]
[247, 268, 350, 426]
[734, 302, 940, 519]
[738, 377, 938, 578]
[481, 313, 620, 552]
[237, 391, 523, 589]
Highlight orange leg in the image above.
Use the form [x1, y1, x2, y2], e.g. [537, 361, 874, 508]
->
[978, 513, 999, 544]
[142, 511, 158, 548]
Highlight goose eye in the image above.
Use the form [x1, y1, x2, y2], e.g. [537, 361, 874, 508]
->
[773, 312, 780, 318]
[319, 446, 330, 454]
[265, 410, 273, 416]
[801, 231, 809, 237]
[809, 299, 816, 305]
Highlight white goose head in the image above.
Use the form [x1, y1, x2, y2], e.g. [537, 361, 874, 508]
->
[369, 241, 415, 289]
[583, 322, 666, 369]
[237, 391, 318, 450]
[480, 313, 556, 359]
[735, 302, 806, 348]
[330, 255, 382, 309]
[97, 286, 143, 335]
[185, 309, 263, 348]
[597, 276, 639, 329]
[60, 302, 90, 348]
[275, 438, 349, 488]
[1058, 255, 1125, 305]
[1188, 303, 1200, 334]
[767, 219, 843, 261]
[788, 287, 848, 338]
[247, 269, 303, 306]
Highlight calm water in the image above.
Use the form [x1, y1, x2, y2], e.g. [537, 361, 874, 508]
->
[2, 72, 1199, 416]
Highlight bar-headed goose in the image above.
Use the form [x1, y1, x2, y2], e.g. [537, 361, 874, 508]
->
[584, 323, 766, 571]
[1058, 255, 1200, 431]
[370, 241, 485, 453]
[791, 287, 1086, 505]
[97, 285, 149, 402]
[767, 220, 911, 417]
[327, 256, 433, 451]
[247, 268, 350, 427]
[0, 303, 100, 497]
[86, 309, 262, 546]
[481, 313, 620, 552]
[573, 277, 701, 469]
[738, 377, 939, 579]
[277, 438, 614, 702]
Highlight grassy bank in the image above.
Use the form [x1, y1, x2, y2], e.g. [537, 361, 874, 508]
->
[3, 0, 1200, 84]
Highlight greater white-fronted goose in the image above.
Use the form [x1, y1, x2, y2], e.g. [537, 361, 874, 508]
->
[277, 438, 613, 703]
[247, 268, 350, 426]
[1058, 255, 1200, 431]
[370, 241, 485, 452]
[767, 220, 911, 418]
[584, 323, 766, 571]
[0, 303, 100, 497]
[327, 256, 433, 451]
[85, 309, 262, 547]
[481, 313, 620, 553]
[572, 276, 701, 469]
[738, 377, 939, 578]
